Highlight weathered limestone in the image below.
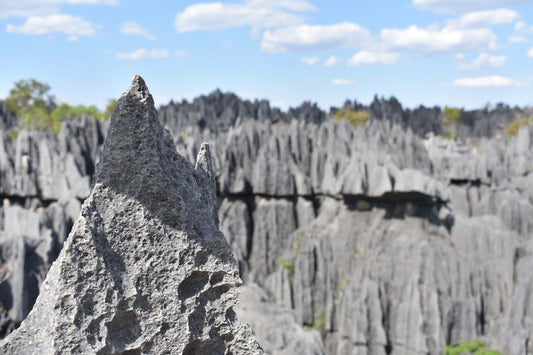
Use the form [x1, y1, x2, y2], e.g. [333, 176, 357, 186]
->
[0, 76, 262, 354]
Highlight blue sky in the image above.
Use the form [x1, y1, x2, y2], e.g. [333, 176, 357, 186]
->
[1, 0, 533, 111]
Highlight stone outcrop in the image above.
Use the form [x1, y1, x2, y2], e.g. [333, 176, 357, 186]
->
[0, 76, 262, 354]
[236, 283, 325, 355]
[1, 84, 533, 354]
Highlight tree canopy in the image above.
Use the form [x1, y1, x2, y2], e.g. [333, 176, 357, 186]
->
[3, 79, 113, 134]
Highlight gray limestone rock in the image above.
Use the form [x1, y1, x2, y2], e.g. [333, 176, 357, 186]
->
[236, 282, 325, 355]
[0, 75, 262, 354]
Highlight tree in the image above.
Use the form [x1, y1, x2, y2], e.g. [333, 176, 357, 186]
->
[3, 79, 110, 134]
[442, 106, 462, 140]
[105, 99, 117, 118]
[332, 109, 370, 129]
[443, 107, 461, 125]
[3, 79, 54, 118]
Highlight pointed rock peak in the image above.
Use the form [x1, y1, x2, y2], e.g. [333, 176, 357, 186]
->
[127, 74, 152, 103]
[0, 77, 263, 354]
[195, 142, 214, 179]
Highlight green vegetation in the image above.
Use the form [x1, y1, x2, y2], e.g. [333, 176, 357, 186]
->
[443, 107, 461, 125]
[335, 276, 352, 293]
[3, 79, 54, 118]
[505, 116, 532, 137]
[6, 128, 18, 141]
[2, 79, 112, 135]
[442, 106, 462, 140]
[105, 99, 117, 118]
[180, 132, 187, 142]
[277, 231, 305, 285]
[444, 340, 502, 355]
[332, 109, 370, 129]
[309, 308, 326, 333]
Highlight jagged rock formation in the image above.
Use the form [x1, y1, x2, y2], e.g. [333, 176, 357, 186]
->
[0, 76, 263, 354]
[0, 116, 107, 335]
[1, 87, 533, 354]
[236, 283, 325, 355]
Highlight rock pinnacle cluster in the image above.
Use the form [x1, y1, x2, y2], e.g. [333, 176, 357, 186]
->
[0, 75, 263, 354]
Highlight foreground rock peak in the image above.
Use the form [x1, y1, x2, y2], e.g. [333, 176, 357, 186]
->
[0, 75, 263, 354]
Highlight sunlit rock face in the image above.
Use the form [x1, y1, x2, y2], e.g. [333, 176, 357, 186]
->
[0, 75, 263, 355]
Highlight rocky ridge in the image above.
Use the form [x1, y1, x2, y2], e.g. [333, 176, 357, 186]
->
[0, 76, 263, 354]
[1, 88, 533, 354]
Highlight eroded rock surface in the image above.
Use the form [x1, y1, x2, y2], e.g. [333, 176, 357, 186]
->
[2, 85, 533, 354]
[0, 76, 262, 354]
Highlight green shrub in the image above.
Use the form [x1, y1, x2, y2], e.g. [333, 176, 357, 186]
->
[505, 116, 532, 137]
[333, 109, 370, 128]
[310, 308, 326, 333]
[20, 106, 60, 133]
[444, 340, 502, 355]
[277, 232, 305, 285]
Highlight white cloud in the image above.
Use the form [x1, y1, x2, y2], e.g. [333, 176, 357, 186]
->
[301, 56, 319, 66]
[174, 50, 189, 57]
[381, 25, 497, 54]
[332, 78, 356, 86]
[0, 0, 118, 18]
[116, 48, 170, 60]
[120, 21, 155, 40]
[514, 20, 533, 34]
[324, 56, 342, 67]
[509, 35, 528, 43]
[174, 0, 316, 32]
[412, 0, 533, 14]
[6, 14, 97, 36]
[458, 53, 506, 69]
[452, 75, 523, 87]
[515, 21, 526, 31]
[261, 22, 372, 53]
[332, 78, 356, 85]
[347, 51, 400, 66]
[529, 46, 533, 58]
[448, 8, 519, 28]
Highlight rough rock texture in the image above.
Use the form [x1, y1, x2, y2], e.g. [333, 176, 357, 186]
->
[236, 283, 325, 355]
[0, 76, 263, 354]
[2, 86, 533, 354]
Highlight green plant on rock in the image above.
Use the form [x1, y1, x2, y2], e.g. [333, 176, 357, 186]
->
[335, 276, 352, 293]
[308, 308, 326, 335]
[333, 109, 370, 129]
[444, 340, 502, 355]
[505, 116, 532, 137]
[277, 231, 305, 285]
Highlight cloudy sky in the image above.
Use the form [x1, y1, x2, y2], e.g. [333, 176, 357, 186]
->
[1, 0, 533, 111]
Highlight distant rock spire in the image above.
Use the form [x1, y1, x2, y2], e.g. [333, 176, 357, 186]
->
[0, 75, 263, 354]
[195, 142, 218, 226]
